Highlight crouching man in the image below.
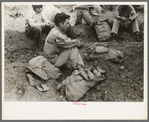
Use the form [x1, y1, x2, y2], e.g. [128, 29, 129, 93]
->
[43, 12, 84, 69]
[25, 5, 54, 49]
[111, 5, 140, 41]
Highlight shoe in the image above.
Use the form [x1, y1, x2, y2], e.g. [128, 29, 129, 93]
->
[57, 83, 63, 91]
[26, 73, 49, 92]
[133, 31, 141, 41]
[110, 33, 117, 42]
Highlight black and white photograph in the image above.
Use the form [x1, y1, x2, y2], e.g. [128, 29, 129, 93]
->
[2, 2, 147, 120]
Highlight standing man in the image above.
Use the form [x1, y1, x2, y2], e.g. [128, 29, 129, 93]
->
[25, 5, 54, 49]
[110, 5, 140, 41]
[43, 12, 84, 69]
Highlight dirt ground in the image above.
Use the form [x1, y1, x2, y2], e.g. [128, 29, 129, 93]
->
[4, 5, 144, 102]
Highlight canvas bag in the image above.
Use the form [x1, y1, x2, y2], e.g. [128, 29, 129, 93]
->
[86, 10, 111, 41]
[28, 55, 61, 80]
[59, 67, 106, 101]
[94, 21, 111, 41]
[83, 43, 123, 63]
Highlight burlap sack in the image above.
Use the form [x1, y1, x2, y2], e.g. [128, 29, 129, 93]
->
[59, 67, 105, 101]
[28, 55, 61, 80]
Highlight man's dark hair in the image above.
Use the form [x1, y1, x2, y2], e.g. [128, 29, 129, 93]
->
[32, 5, 43, 11]
[54, 12, 70, 26]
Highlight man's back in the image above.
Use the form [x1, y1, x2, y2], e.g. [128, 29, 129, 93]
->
[42, 5, 61, 22]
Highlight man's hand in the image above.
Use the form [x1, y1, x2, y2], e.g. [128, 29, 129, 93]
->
[128, 16, 134, 21]
[76, 40, 84, 48]
[120, 17, 128, 22]
[50, 22, 55, 28]
[46, 21, 55, 28]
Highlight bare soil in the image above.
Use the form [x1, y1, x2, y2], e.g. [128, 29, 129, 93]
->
[4, 5, 144, 102]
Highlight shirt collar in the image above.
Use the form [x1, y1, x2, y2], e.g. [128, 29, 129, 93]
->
[55, 26, 65, 34]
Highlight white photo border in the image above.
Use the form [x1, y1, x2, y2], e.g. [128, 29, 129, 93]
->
[2, 2, 148, 120]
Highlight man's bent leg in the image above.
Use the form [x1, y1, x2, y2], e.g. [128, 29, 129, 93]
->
[76, 10, 83, 25]
[54, 49, 70, 67]
[25, 27, 42, 47]
[67, 47, 84, 68]
[111, 19, 120, 35]
[132, 19, 140, 34]
[42, 25, 52, 35]
[34, 27, 43, 47]
[81, 9, 94, 25]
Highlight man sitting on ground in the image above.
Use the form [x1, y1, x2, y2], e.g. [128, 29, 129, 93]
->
[72, 5, 102, 26]
[25, 5, 54, 49]
[110, 5, 140, 41]
[43, 12, 84, 69]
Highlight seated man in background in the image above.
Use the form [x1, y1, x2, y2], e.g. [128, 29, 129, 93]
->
[42, 5, 61, 27]
[43, 12, 84, 69]
[72, 5, 102, 26]
[110, 5, 140, 41]
[25, 5, 54, 49]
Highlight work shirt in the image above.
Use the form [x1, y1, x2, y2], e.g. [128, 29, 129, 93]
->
[115, 5, 136, 19]
[43, 26, 77, 63]
[26, 9, 49, 28]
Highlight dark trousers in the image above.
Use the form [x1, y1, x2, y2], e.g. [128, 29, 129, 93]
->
[25, 25, 51, 48]
[111, 19, 139, 35]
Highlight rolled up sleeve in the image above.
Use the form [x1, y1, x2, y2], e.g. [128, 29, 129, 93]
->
[55, 31, 77, 48]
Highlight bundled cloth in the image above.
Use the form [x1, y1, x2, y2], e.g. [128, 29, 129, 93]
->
[57, 64, 106, 101]
[27, 55, 61, 80]
[83, 43, 123, 63]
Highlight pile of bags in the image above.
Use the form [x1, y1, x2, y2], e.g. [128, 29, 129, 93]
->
[83, 43, 123, 63]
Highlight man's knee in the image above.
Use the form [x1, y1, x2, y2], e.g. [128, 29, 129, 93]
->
[77, 10, 82, 16]
[34, 27, 42, 34]
[72, 47, 78, 52]
[114, 19, 120, 24]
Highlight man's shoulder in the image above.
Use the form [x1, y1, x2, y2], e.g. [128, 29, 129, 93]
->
[127, 5, 135, 10]
[48, 27, 59, 35]
[27, 9, 34, 16]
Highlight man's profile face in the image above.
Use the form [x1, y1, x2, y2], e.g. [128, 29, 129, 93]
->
[35, 7, 43, 13]
[60, 18, 70, 32]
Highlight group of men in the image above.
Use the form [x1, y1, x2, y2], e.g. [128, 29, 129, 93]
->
[25, 4, 140, 69]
